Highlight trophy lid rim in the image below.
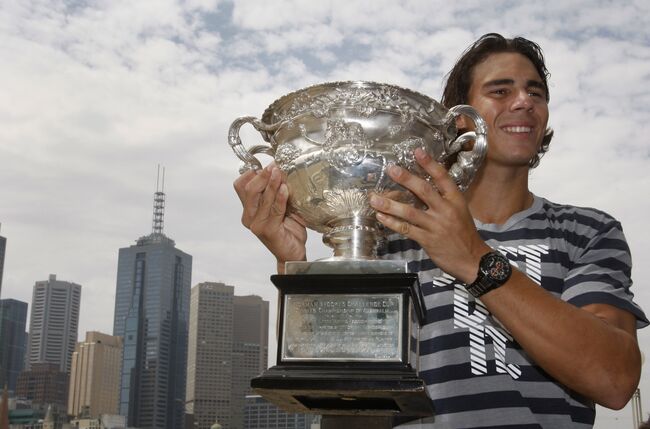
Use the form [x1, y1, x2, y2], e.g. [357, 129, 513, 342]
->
[261, 80, 445, 125]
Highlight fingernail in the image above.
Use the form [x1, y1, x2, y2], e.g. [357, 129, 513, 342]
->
[271, 167, 280, 180]
[369, 195, 383, 208]
[388, 164, 402, 178]
[279, 183, 288, 197]
[415, 148, 429, 160]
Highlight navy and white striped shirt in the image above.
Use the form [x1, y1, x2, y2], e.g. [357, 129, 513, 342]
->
[383, 195, 647, 429]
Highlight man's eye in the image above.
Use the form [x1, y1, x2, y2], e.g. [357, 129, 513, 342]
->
[529, 90, 545, 98]
[491, 88, 507, 95]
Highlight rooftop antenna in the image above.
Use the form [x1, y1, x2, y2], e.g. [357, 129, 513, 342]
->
[152, 165, 166, 235]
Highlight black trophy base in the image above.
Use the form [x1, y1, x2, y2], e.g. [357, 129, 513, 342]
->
[251, 365, 434, 420]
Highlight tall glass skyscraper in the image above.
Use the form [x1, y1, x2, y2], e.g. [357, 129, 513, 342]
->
[0, 298, 28, 392]
[112, 172, 192, 429]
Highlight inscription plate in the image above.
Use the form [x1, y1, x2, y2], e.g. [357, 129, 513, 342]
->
[281, 293, 403, 362]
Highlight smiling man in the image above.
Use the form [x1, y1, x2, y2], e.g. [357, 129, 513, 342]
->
[370, 34, 648, 428]
[233, 33, 647, 428]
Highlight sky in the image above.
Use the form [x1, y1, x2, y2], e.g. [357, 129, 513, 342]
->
[1, 0, 649, 426]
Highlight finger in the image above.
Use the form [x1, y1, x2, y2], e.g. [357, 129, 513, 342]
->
[386, 163, 444, 208]
[255, 167, 284, 225]
[233, 169, 257, 204]
[369, 193, 430, 227]
[415, 148, 459, 198]
[241, 168, 272, 225]
[375, 211, 424, 240]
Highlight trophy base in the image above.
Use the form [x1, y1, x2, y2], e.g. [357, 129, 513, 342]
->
[251, 366, 434, 418]
[284, 259, 408, 275]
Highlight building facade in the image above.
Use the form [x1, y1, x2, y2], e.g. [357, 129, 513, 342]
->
[0, 299, 28, 392]
[112, 233, 191, 429]
[186, 283, 234, 429]
[26, 275, 81, 374]
[243, 395, 314, 429]
[231, 295, 269, 429]
[68, 332, 123, 419]
[15, 363, 69, 412]
[0, 224, 6, 298]
[185, 283, 268, 429]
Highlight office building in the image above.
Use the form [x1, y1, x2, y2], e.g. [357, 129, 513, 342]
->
[15, 363, 68, 412]
[68, 332, 123, 418]
[113, 170, 192, 429]
[244, 395, 314, 429]
[0, 299, 28, 392]
[27, 275, 81, 374]
[231, 295, 269, 429]
[0, 223, 6, 298]
[186, 283, 234, 429]
[185, 283, 268, 429]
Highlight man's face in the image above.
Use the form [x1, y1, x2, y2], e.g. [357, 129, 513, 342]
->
[466, 52, 550, 168]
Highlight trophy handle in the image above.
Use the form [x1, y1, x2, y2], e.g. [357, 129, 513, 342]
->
[444, 105, 488, 191]
[228, 116, 282, 173]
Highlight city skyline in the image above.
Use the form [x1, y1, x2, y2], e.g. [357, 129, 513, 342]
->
[1, 1, 650, 428]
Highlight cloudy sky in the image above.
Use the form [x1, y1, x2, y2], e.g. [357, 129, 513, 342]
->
[1, 0, 649, 426]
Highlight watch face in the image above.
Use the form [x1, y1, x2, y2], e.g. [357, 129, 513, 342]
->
[484, 253, 511, 282]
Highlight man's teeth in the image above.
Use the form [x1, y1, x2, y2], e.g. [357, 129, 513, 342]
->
[503, 126, 532, 133]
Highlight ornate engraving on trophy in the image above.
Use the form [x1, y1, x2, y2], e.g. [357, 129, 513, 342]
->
[276, 142, 301, 171]
[324, 119, 370, 171]
[282, 294, 403, 361]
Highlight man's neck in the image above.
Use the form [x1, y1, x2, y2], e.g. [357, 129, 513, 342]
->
[466, 163, 534, 225]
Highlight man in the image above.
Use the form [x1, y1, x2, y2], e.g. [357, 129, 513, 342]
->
[234, 34, 647, 428]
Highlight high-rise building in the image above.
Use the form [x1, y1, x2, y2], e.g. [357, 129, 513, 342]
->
[231, 295, 269, 429]
[0, 223, 6, 298]
[68, 332, 123, 419]
[244, 395, 314, 429]
[27, 274, 81, 374]
[113, 169, 192, 429]
[186, 282, 234, 429]
[185, 283, 269, 429]
[0, 299, 28, 392]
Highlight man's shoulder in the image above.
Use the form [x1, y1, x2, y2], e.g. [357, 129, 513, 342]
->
[533, 196, 621, 230]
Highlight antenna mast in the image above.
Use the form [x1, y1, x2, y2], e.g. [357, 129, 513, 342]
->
[152, 165, 166, 235]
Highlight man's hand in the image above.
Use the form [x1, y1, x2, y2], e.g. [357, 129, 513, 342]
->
[370, 148, 490, 282]
[234, 165, 307, 272]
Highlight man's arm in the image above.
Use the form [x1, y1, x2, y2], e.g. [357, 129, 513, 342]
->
[482, 272, 640, 409]
[369, 150, 641, 409]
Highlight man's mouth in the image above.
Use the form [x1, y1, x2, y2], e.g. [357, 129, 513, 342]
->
[502, 126, 532, 134]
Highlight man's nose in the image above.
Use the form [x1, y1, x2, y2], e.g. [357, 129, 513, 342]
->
[511, 89, 533, 111]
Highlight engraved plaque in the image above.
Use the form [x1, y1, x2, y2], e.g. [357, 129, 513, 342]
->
[281, 293, 403, 362]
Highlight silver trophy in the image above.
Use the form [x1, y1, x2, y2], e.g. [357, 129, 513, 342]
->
[229, 81, 487, 268]
[228, 81, 487, 419]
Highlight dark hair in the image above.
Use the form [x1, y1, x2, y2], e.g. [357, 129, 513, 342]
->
[442, 33, 553, 168]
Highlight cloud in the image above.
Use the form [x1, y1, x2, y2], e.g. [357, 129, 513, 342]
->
[1, 1, 649, 425]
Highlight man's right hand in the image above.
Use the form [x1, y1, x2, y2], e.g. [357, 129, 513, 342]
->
[233, 165, 307, 273]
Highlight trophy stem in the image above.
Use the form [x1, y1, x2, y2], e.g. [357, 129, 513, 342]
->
[323, 217, 381, 260]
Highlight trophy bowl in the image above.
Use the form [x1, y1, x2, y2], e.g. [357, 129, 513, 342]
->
[229, 81, 487, 260]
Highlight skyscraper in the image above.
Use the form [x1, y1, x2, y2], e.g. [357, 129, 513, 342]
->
[0, 299, 28, 392]
[26, 274, 81, 374]
[0, 223, 6, 298]
[185, 283, 269, 429]
[67, 331, 123, 418]
[231, 295, 269, 429]
[113, 169, 192, 429]
[186, 282, 234, 429]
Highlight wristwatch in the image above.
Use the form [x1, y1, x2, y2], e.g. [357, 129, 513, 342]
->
[465, 251, 512, 298]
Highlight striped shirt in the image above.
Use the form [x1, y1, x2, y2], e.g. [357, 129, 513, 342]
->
[383, 195, 648, 429]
